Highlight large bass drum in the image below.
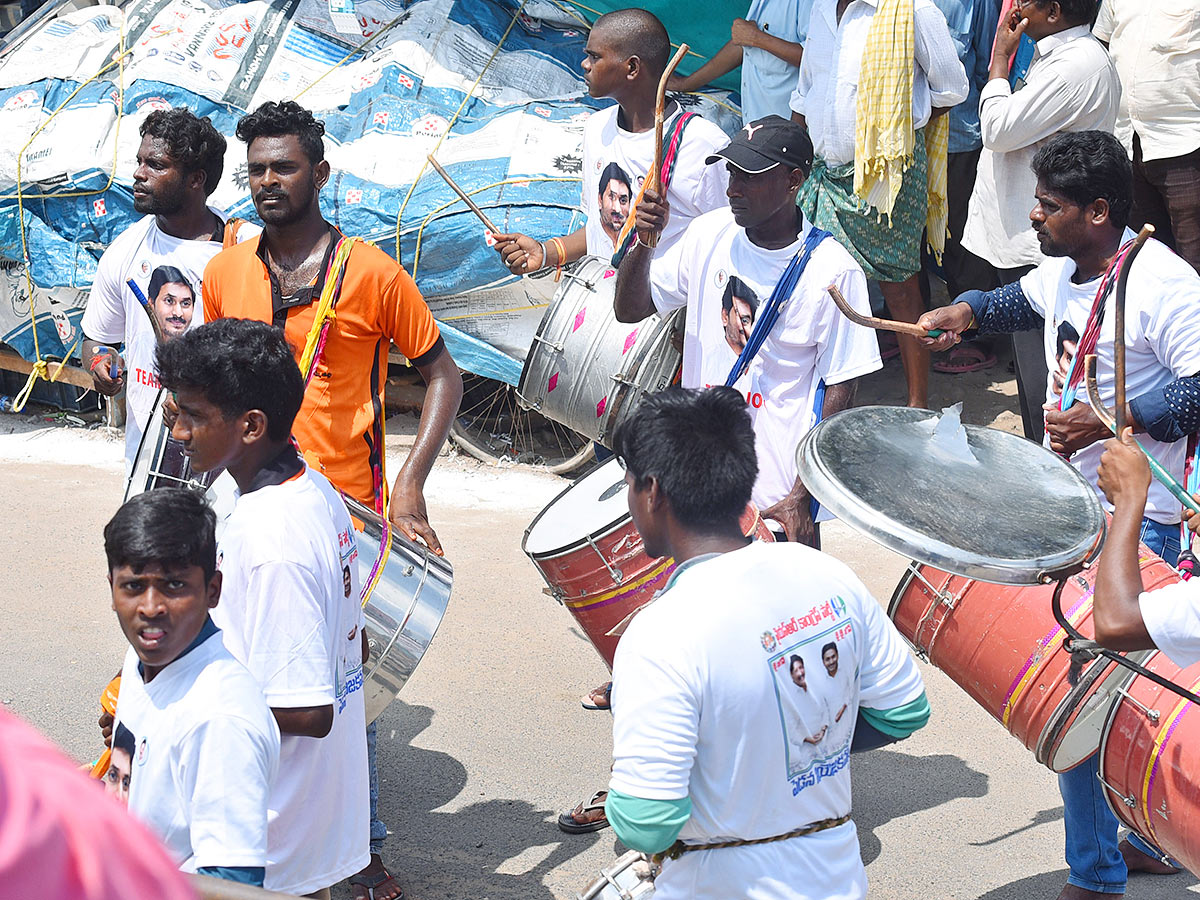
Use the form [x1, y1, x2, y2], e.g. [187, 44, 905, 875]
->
[516, 256, 682, 448]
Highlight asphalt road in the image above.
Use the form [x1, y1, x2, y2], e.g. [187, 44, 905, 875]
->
[0, 414, 1195, 900]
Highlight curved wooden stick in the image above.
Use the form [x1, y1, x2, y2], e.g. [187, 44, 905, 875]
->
[826, 284, 943, 338]
[1112, 224, 1154, 435]
[1084, 354, 1200, 514]
[427, 154, 500, 234]
[641, 42, 688, 249]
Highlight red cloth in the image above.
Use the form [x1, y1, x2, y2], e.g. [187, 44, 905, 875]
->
[0, 708, 196, 900]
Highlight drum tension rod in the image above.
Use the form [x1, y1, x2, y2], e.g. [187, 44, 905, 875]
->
[584, 534, 624, 584]
[1114, 685, 1160, 725]
[1050, 579, 1200, 708]
[1095, 771, 1137, 809]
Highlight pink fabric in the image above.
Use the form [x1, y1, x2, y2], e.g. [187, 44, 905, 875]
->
[0, 708, 196, 900]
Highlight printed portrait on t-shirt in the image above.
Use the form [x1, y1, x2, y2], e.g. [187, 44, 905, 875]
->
[147, 265, 197, 342]
[104, 721, 135, 804]
[721, 276, 759, 356]
[766, 598, 855, 785]
[597, 161, 632, 248]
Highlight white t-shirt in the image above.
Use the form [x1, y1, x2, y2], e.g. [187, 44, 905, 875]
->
[1020, 233, 1200, 525]
[651, 208, 882, 509]
[580, 103, 730, 258]
[818, 663, 855, 749]
[1140, 579, 1200, 670]
[114, 628, 280, 874]
[611, 542, 925, 900]
[80, 213, 259, 471]
[212, 464, 369, 895]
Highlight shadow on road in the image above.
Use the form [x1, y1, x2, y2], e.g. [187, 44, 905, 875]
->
[335, 700, 604, 900]
[852, 748, 989, 865]
[975, 866, 1198, 899]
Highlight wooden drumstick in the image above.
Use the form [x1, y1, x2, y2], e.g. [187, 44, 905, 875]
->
[1112, 224, 1153, 436]
[641, 42, 689, 250]
[427, 154, 500, 234]
[826, 284, 944, 338]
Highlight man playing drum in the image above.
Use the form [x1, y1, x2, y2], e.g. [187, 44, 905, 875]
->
[919, 130, 1200, 899]
[157, 319, 368, 898]
[202, 101, 462, 900]
[1094, 430, 1200, 668]
[491, 8, 730, 271]
[606, 386, 928, 900]
[80, 107, 253, 472]
[614, 116, 882, 547]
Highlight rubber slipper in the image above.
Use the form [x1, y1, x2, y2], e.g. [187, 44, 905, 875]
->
[558, 790, 609, 834]
[932, 342, 996, 374]
[349, 863, 404, 900]
[581, 681, 612, 711]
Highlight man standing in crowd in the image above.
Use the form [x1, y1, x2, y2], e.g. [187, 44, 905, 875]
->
[202, 99, 461, 900]
[615, 117, 882, 546]
[158, 319, 369, 898]
[606, 386, 928, 900]
[962, 0, 1118, 440]
[919, 131, 1200, 900]
[668, 2, 810, 123]
[108, 488, 280, 887]
[81, 107, 248, 470]
[493, 8, 730, 270]
[1094, 0, 1200, 273]
[791, 0, 968, 409]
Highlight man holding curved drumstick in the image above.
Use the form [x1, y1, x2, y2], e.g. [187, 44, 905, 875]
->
[919, 130, 1200, 899]
[492, 8, 729, 270]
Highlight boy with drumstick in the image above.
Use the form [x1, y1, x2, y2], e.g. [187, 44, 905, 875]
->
[107, 487, 279, 885]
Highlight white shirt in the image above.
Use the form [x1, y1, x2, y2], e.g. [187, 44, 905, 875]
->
[213, 464, 369, 895]
[741, 0, 813, 122]
[1140, 579, 1200, 669]
[115, 629, 280, 874]
[580, 104, 730, 258]
[1020, 233, 1200, 525]
[1093, 0, 1200, 162]
[789, 0, 969, 165]
[650, 208, 882, 510]
[962, 26, 1119, 269]
[820, 663, 855, 748]
[80, 213, 259, 471]
[611, 543, 925, 900]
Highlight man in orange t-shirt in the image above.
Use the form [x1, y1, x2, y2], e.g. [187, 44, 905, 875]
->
[202, 101, 461, 555]
[201, 100, 462, 900]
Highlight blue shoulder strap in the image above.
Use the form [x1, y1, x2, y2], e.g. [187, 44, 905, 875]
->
[723, 227, 831, 388]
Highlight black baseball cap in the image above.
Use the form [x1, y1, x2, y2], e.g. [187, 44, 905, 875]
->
[706, 115, 815, 175]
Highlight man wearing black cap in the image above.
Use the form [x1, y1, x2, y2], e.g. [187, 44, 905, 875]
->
[615, 115, 882, 546]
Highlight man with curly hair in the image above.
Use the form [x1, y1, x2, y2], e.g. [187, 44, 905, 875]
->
[81, 107, 255, 470]
[202, 100, 462, 900]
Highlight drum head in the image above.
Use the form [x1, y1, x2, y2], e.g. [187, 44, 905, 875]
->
[523, 458, 630, 557]
[796, 406, 1105, 584]
[1040, 653, 1148, 772]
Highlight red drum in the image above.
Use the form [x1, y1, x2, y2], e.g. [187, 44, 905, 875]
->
[1099, 653, 1200, 875]
[889, 548, 1180, 771]
[523, 458, 773, 669]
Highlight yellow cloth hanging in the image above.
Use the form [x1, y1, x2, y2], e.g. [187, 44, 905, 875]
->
[854, 0, 949, 259]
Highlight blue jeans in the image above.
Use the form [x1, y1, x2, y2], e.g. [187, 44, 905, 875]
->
[1059, 517, 1179, 891]
[367, 720, 386, 855]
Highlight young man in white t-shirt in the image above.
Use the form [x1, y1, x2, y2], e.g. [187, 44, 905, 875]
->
[615, 116, 882, 545]
[606, 387, 929, 900]
[107, 487, 280, 887]
[80, 107, 255, 472]
[919, 130, 1200, 895]
[492, 8, 729, 271]
[156, 318, 369, 897]
[1094, 429, 1200, 667]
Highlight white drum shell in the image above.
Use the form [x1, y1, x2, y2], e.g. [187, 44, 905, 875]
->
[517, 256, 682, 448]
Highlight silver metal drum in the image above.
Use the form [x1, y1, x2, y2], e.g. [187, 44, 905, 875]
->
[346, 497, 453, 723]
[575, 851, 656, 900]
[517, 255, 682, 448]
[795, 405, 1106, 584]
[124, 389, 221, 501]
